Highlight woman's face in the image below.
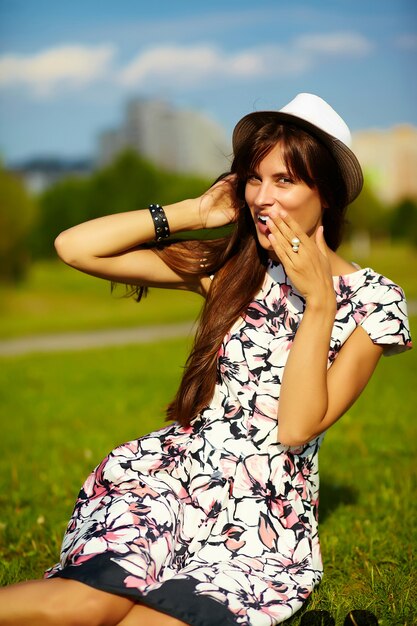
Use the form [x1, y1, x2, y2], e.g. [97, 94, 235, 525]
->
[244, 142, 324, 257]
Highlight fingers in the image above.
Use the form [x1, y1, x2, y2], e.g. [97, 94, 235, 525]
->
[199, 174, 239, 228]
[266, 228, 292, 264]
[209, 175, 239, 205]
[273, 210, 306, 242]
[266, 211, 333, 301]
[315, 225, 328, 256]
[212, 173, 238, 193]
[268, 210, 328, 259]
[266, 210, 305, 262]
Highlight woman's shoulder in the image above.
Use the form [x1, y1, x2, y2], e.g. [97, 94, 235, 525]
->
[334, 265, 406, 299]
[333, 267, 409, 323]
[329, 251, 404, 296]
[332, 263, 412, 355]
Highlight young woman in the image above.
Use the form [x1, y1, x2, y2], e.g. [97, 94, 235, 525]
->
[0, 93, 411, 626]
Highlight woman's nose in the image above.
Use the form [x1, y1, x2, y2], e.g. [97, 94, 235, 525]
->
[254, 182, 276, 207]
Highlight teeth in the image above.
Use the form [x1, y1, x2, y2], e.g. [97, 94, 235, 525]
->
[258, 215, 268, 225]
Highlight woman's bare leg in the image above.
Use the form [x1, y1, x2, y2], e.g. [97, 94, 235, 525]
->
[116, 604, 189, 626]
[0, 578, 134, 626]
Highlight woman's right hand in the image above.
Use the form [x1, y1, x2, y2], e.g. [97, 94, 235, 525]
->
[197, 175, 239, 230]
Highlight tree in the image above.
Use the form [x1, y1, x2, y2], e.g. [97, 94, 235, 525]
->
[33, 150, 211, 259]
[0, 167, 38, 281]
[32, 176, 90, 258]
[389, 197, 417, 246]
[87, 150, 211, 217]
[346, 180, 388, 238]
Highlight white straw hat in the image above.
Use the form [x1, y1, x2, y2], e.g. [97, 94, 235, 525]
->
[232, 93, 363, 203]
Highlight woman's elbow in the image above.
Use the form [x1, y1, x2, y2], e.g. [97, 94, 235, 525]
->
[278, 433, 308, 447]
[54, 231, 80, 267]
[277, 425, 321, 447]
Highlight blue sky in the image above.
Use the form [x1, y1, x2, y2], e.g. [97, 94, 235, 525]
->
[0, 0, 416, 163]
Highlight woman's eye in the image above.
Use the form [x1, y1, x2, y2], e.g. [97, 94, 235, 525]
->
[278, 176, 292, 184]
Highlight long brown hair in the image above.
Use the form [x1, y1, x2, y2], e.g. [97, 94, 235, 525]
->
[150, 122, 348, 426]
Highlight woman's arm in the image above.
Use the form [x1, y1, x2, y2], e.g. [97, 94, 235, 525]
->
[277, 305, 383, 446]
[54, 178, 236, 294]
[266, 210, 383, 446]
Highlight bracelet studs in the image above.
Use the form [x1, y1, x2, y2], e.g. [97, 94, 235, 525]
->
[149, 204, 170, 241]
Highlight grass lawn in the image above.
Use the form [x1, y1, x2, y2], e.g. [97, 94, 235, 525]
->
[0, 333, 416, 625]
[0, 260, 202, 339]
[0, 241, 416, 339]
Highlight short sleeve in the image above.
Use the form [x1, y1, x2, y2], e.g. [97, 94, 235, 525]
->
[359, 280, 412, 356]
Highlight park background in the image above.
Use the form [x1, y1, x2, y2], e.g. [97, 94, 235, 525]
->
[0, 1, 416, 624]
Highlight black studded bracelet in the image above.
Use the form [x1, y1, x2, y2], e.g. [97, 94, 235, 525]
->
[148, 204, 170, 242]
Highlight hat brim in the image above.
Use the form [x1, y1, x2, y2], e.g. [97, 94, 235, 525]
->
[232, 111, 363, 204]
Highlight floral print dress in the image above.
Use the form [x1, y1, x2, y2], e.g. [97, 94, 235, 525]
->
[46, 261, 411, 626]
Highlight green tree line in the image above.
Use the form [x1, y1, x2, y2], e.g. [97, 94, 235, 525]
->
[1, 150, 417, 282]
[30, 151, 213, 261]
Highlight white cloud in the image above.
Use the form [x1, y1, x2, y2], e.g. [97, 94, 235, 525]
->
[119, 45, 265, 87]
[0, 44, 116, 97]
[118, 34, 371, 90]
[0, 32, 373, 98]
[119, 43, 313, 89]
[120, 45, 219, 86]
[295, 32, 373, 56]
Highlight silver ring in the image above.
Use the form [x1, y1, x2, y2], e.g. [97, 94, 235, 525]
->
[291, 237, 300, 253]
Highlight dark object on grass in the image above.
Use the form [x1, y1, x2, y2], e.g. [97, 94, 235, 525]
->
[300, 610, 335, 625]
[344, 610, 378, 625]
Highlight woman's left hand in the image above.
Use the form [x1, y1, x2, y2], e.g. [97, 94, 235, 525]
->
[266, 210, 336, 309]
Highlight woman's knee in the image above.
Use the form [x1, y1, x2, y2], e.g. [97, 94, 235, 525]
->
[42, 578, 134, 626]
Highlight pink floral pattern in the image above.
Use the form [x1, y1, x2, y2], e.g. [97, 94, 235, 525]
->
[45, 262, 411, 626]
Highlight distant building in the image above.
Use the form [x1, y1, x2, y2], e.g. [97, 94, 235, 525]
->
[352, 125, 417, 204]
[9, 157, 92, 194]
[96, 98, 232, 177]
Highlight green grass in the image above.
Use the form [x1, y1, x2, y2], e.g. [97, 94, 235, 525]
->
[0, 241, 416, 339]
[299, 338, 417, 625]
[0, 340, 191, 583]
[0, 260, 202, 339]
[0, 334, 416, 624]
